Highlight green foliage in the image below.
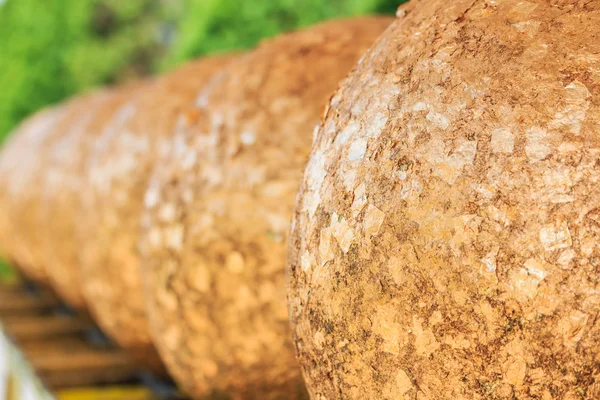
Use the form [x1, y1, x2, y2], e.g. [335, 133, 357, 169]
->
[0, 0, 405, 142]
[0, 0, 166, 142]
[0, 260, 16, 283]
[164, 0, 406, 68]
[0, 0, 71, 140]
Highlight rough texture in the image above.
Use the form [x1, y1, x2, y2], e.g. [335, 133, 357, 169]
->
[41, 86, 139, 309]
[0, 125, 22, 263]
[16, 95, 104, 284]
[139, 17, 393, 399]
[79, 56, 235, 372]
[0, 106, 65, 280]
[288, 1, 600, 399]
[0, 111, 43, 266]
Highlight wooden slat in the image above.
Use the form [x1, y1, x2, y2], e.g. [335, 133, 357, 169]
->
[32, 349, 132, 371]
[2, 315, 92, 341]
[0, 288, 59, 315]
[0, 280, 182, 397]
[27, 344, 138, 389]
[20, 337, 94, 355]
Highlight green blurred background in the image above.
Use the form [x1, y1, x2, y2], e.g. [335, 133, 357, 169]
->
[0, 0, 405, 278]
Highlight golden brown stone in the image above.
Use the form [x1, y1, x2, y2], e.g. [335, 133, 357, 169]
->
[0, 106, 64, 280]
[288, 1, 600, 399]
[41, 85, 141, 309]
[16, 94, 104, 284]
[140, 17, 393, 399]
[78, 55, 235, 372]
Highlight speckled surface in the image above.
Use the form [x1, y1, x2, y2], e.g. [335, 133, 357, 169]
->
[139, 17, 393, 399]
[40, 86, 139, 309]
[0, 127, 22, 263]
[79, 56, 234, 372]
[288, 1, 600, 399]
[0, 105, 66, 281]
[17, 95, 104, 285]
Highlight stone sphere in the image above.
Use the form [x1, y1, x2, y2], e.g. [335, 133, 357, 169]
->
[288, 1, 600, 399]
[17, 94, 105, 284]
[140, 17, 393, 399]
[0, 106, 63, 280]
[79, 55, 234, 372]
[41, 86, 140, 309]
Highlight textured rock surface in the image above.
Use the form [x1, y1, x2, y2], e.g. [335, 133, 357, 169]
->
[288, 1, 600, 399]
[140, 17, 393, 399]
[0, 125, 22, 263]
[0, 106, 63, 279]
[79, 56, 234, 372]
[17, 95, 103, 284]
[41, 86, 138, 309]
